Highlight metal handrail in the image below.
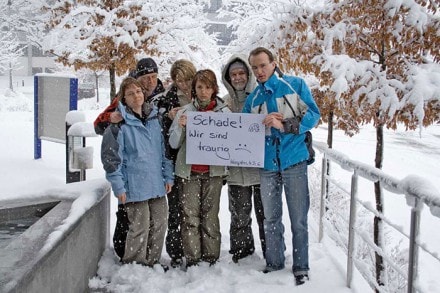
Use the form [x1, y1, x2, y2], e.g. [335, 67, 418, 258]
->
[314, 141, 440, 293]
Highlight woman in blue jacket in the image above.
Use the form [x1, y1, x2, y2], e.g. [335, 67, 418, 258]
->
[101, 77, 174, 267]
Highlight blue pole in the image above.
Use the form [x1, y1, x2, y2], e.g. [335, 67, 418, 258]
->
[34, 75, 41, 159]
[70, 78, 78, 110]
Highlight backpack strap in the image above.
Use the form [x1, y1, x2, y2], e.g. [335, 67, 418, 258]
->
[282, 95, 298, 117]
[258, 95, 298, 117]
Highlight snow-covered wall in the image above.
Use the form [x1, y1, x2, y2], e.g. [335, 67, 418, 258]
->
[0, 179, 111, 293]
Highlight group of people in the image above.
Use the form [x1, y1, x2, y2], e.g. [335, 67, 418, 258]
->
[98, 47, 320, 286]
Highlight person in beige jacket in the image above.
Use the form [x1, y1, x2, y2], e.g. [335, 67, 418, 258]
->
[221, 54, 265, 263]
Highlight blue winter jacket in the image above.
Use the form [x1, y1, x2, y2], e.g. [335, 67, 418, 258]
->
[242, 73, 320, 171]
[101, 102, 174, 204]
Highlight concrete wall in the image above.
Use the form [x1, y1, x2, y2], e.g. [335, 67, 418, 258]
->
[0, 184, 110, 293]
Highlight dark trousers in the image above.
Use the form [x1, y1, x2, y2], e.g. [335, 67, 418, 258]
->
[228, 184, 266, 259]
[165, 178, 184, 260]
[113, 205, 129, 259]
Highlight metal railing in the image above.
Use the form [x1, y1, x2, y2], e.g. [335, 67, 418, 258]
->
[313, 141, 440, 293]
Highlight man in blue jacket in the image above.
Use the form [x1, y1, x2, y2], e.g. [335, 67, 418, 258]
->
[243, 47, 320, 286]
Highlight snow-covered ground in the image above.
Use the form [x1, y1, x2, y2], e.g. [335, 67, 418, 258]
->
[1, 76, 439, 292]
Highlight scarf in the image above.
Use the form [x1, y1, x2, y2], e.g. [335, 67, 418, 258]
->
[191, 97, 217, 174]
[194, 97, 216, 111]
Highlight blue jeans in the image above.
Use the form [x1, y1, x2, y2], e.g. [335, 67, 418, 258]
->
[260, 161, 310, 275]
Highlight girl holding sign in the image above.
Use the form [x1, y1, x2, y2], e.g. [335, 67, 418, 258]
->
[169, 69, 230, 268]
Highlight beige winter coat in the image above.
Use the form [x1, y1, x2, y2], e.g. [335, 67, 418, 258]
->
[221, 54, 260, 186]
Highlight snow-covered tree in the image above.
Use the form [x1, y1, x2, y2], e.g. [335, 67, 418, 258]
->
[225, 0, 440, 140]
[0, 31, 21, 91]
[42, 0, 160, 99]
[225, 0, 439, 290]
[220, 0, 285, 53]
[0, 0, 47, 36]
[0, 0, 51, 64]
[41, 0, 219, 100]
[140, 0, 221, 77]
[277, 2, 439, 290]
[0, 0, 31, 91]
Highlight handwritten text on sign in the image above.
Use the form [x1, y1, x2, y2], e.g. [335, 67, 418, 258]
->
[186, 112, 265, 167]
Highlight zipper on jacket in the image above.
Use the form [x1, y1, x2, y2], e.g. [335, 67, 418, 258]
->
[272, 136, 281, 170]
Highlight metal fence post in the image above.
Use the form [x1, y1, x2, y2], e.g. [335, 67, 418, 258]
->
[407, 197, 420, 293]
[347, 170, 358, 288]
[319, 155, 328, 243]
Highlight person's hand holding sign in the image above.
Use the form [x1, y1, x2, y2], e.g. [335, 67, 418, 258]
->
[178, 113, 187, 128]
[263, 112, 284, 130]
[168, 106, 182, 120]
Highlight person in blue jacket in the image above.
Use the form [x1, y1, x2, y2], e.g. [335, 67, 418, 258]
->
[101, 77, 174, 267]
[243, 47, 320, 285]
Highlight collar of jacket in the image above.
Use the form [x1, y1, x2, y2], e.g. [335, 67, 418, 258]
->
[257, 73, 279, 95]
[118, 101, 155, 125]
[146, 79, 165, 103]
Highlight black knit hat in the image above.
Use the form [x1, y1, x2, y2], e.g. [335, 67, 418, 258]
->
[136, 58, 158, 78]
[128, 69, 137, 78]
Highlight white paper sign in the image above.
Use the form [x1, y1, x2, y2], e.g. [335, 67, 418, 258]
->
[186, 112, 265, 167]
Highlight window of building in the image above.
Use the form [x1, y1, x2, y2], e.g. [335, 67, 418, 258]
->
[210, 0, 222, 11]
[32, 67, 43, 75]
[32, 45, 45, 57]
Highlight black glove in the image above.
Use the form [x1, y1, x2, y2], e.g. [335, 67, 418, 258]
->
[282, 116, 301, 134]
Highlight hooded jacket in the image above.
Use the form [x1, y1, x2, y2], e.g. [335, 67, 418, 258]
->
[168, 97, 230, 180]
[242, 72, 320, 171]
[101, 101, 174, 204]
[222, 54, 257, 113]
[221, 54, 260, 186]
